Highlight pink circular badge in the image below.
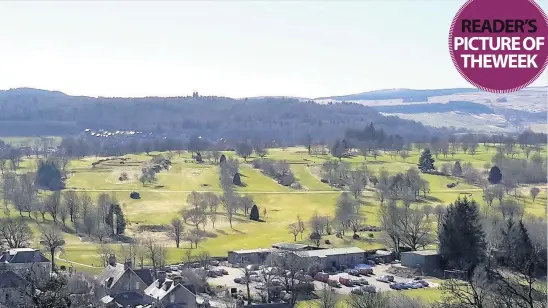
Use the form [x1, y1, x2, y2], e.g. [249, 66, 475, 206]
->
[449, 0, 548, 93]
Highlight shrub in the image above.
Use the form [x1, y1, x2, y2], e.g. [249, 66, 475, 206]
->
[130, 191, 141, 199]
[368, 233, 374, 238]
[249, 205, 260, 221]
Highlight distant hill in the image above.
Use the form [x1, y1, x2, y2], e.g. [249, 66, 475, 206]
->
[0, 87, 449, 140]
[371, 101, 494, 114]
[315, 88, 480, 102]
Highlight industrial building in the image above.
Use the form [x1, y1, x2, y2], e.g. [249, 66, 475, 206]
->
[400, 250, 441, 274]
[227, 248, 273, 265]
[292, 247, 366, 271]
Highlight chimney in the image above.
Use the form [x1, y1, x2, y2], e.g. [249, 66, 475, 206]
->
[124, 259, 132, 270]
[2, 251, 9, 263]
[157, 271, 166, 287]
[173, 276, 183, 285]
[108, 254, 116, 267]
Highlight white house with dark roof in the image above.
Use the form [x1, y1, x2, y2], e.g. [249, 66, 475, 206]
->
[144, 271, 197, 308]
[98, 254, 150, 307]
[0, 248, 50, 274]
[0, 270, 31, 307]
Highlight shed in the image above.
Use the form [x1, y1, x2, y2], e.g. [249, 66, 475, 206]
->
[400, 250, 441, 274]
[367, 250, 394, 263]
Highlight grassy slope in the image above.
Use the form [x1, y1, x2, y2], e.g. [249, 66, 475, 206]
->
[3, 145, 546, 296]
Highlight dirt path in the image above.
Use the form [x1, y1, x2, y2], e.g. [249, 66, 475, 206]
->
[55, 254, 101, 269]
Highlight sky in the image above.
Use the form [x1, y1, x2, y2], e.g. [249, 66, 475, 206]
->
[0, 1, 546, 98]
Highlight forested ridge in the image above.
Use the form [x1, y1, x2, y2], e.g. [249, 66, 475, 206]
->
[0, 88, 454, 142]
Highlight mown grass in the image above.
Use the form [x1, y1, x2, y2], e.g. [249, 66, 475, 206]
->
[2, 144, 545, 279]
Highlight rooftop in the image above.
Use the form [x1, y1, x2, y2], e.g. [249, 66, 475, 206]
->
[144, 278, 194, 301]
[228, 248, 273, 254]
[0, 248, 49, 264]
[297, 247, 365, 258]
[402, 250, 439, 256]
[271, 243, 317, 250]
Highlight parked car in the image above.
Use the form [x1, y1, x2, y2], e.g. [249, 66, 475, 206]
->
[233, 278, 242, 284]
[209, 260, 220, 266]
[345, 269, 360, 276]
[389, 283, 402, 290]
[376, 275, 394, 283]
[314, 272, 329, 283]
[416, 280, 429, 287]
[220, 269, 229, 275]
[361, 285, 377, 293]
[358, 278, 369, 285]
[255, 284, 266, 291]
[327, 279, 342, 288]
[350, 287, 364, 295]
[339, 276, 354, 287]
[246, 264, 259, 271]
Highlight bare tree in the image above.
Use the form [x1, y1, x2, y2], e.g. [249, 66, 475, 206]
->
[297, 215, 305, 240]
[187, 191, 204, 209]
[169, 217, 185, 248]
[529, 187, 540, 203]
[288, 223, 300, 241]
[0, 217, 33, 248]
[97, 241, 115, 267]
[63, 190, 80, 222]
[347, 292, 389, 308]
[79, 192, 93, 219]
[440, 266, 493, 308]
[304, 133, 314, 155]
[348, 211, 366, 237]
[318, 284, 338, 308]
[38, 224, 65, 271]
[184, 207, 206, 231]
[222, 192, 238, 228]
[143, 237, 167, 275]
[379, 200, 402, 255]
[271, 251, 313, 307]
[398, 207, 434, 250]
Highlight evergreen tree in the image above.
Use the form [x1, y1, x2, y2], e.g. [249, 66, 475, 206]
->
[233, 173, 242, 186]
[35, 159, 63, 190]
[452, 160, 463, 177]
[488, 166, 502, 184]
[330, 140, 345, 160]
[106, 203, 126, 235]
[249, 204, 260, 221]
[439, 197, 486, 275]
[418, 149, 435, 172]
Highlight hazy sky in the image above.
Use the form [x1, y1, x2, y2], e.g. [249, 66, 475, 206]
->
[0, 1, 546, 98]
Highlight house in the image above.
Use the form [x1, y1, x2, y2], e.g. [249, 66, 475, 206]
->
[98, 254, 148, 302]
[0, 248, 51, 274]
[400, 250, 441, 274]
[100, 291, 153, 308]
[143, 271, 197, 308]
[292, 247, 366, 271]
[227, 249, 273, 265]
[0, 270, 31, 307]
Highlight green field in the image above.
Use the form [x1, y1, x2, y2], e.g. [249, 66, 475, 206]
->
[2, 144, 547, 296]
